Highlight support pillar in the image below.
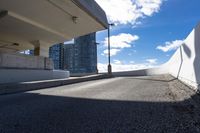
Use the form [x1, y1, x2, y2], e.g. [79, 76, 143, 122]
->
[30, 40, 54, 70]
[31, 40, 49, 57]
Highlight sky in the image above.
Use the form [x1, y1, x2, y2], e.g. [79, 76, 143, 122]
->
[95, 0, 200, 72]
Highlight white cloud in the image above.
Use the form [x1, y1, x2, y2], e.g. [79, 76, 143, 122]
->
[128, 50, 137, 56]
[98, 58, 159, 72]
[102, 33, 139, 56]
[146, 58, 157, 64]
[103, 33, 139, 49]
[98, 62, 155, 72]
[129, 61, 135, 64]
[136, 0, 162, 16]
[113, 59, 122, 65]
[98, 63, 108, 73]
[103, 49, 121, 56]
[95, 0, 164, 25]
[156, 40, 184, 52]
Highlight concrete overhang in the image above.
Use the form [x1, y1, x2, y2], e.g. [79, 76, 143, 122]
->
[0, 0, 108, 52]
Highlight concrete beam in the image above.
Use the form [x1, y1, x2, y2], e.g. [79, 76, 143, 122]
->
[0, 0, 108, 53]
[0, 10, 7, 19]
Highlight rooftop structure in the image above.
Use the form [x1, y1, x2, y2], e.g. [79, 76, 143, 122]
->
[0, 0, 108, 55]
[0, 0, 108, 83]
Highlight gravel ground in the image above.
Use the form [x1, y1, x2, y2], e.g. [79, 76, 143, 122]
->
[0, 74, 200, 133]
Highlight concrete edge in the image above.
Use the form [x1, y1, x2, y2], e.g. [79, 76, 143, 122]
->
[168, 74, 200, 94]
[0, 74, 112, 95]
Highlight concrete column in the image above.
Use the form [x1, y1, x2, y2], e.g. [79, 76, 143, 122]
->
[31, 40, 49, 57]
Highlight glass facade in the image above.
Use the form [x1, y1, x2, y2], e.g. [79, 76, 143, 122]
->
[73, 32, 97, 73]
[64, 44, 74, 71]
[49, 33, 97, 74]
[49, 44, 64, 70]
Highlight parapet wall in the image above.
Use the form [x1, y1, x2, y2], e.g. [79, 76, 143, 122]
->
[0, 53, 53, 70]
[113, 23, 200, 91]
[0, 69, 70, 84]
[0, 53, 70, 83]
[163, 23, 200, 91]
[112, 66, 167, 77]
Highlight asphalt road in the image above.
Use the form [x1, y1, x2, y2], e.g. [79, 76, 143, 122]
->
[0, 75, 199, 133]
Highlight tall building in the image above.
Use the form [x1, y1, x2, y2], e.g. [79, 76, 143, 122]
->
[64, 33, 97, 74]
[73, 32, 97, 73]
[63, 44, 74, 71]
[49, 44, 64, 70]
[50, 33, 97, 74]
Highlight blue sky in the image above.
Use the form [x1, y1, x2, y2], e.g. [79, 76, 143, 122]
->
[95, 0, 200, 72]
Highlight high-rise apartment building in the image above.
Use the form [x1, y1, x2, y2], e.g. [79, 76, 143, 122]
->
[73, 32, 97, 73]
[49, 44, 64, 70]
[49, 33, 97, 74]
[63, 33, 97, 73]
[63, 44, 74, 71]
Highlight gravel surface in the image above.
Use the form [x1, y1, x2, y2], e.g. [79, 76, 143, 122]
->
[0, 75, 200, 133]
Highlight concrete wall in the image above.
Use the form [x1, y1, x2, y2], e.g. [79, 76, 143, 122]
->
[112, 23, 200, 91]
[112, 66, 167, 77]
[0, 69, 70, 84]
[0, 53, 53, 70]
[163, 23, 200, 90]
[0, 53, 70, 83]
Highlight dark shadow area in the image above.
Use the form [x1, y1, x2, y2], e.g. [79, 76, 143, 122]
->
[182, 43, 191, 58]
[177, 46, 183, 78]
[173, 42, 191, 79]
[176, 43, 191, 79]
[0, 91, 200, 133]
[175, 42, 191, 78]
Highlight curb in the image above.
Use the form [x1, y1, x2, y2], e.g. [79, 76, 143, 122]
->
[0, 74, 112, 95]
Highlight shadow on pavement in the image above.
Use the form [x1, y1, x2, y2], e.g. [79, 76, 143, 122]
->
[0, 91, 200, 133]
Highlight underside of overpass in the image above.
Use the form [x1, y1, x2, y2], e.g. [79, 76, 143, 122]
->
[0, 0, 108, 83]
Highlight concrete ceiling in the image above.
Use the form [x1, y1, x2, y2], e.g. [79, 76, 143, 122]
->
[0, 0, 108, 52]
